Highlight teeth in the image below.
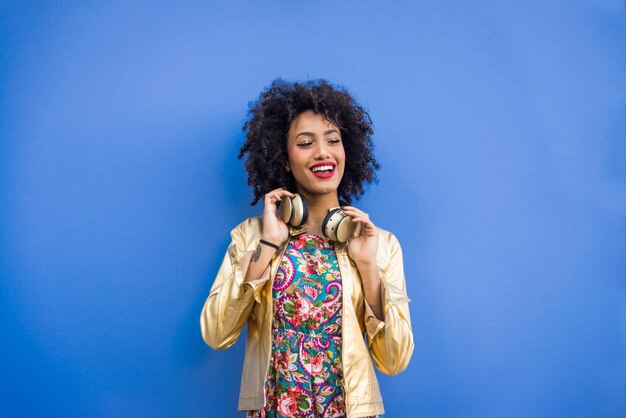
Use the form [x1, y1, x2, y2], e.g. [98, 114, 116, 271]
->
[312, 165, 334, 172]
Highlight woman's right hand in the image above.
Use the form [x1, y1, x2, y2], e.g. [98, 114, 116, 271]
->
[261, 188, 294, 246]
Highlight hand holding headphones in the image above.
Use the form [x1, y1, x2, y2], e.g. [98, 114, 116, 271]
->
[261, 188, 295, 247]
[340, 205, 380, 267]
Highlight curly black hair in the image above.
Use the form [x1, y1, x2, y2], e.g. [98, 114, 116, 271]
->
[238, 79, 380, 206]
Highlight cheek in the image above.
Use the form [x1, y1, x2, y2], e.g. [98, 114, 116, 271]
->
[337, 149, 346, 169]
[287, 152, 307, 173]
[289, 154, 303, 169]
[337, 143, 346, 161]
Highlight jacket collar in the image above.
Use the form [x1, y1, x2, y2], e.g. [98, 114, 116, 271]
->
[288, 224, 308, 236]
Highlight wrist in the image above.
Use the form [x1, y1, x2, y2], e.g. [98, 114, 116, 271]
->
[261, 234, 286, 247]
[259, 238, 280, 251]
[355, 260, 378, 273]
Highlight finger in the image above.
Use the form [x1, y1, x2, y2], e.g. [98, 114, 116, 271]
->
[267, 189, 295, 200]
[341, 206, 367, 215]
[264, 193, 281, 205]
[341, 208, 370, 220]
[351, 217, 378, 234]
[264, 193, 285, 210]
[269, 187, 296, 196]
[348, 216, 376, 229]
[277, 189, 295, 198]
[265, 189, 292, 200]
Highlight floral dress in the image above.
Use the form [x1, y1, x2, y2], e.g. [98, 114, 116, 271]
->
[247, 233, 382, 418]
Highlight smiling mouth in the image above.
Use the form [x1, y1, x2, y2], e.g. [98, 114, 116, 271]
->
[310, 163, 336, 179]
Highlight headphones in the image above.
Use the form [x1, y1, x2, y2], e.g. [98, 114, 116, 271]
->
[278, 194, 361, 243]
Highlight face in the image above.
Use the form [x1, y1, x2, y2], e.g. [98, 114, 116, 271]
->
[286, 110, 345, 199]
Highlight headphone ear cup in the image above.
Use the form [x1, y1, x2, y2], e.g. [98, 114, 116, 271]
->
[335, 215, 360, 243]
[278, 195, 293, 224]
[299, 195, 309, 226]
[322, 208, 343, 242]
[290, 194, 308, 227]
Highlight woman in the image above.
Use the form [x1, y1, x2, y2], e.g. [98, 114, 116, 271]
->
[200, 79, 414, 417]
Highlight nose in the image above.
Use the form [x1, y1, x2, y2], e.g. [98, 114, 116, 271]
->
[314, 141, 331, 160]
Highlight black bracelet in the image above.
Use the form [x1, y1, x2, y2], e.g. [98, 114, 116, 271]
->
[259, 239, 280, 251]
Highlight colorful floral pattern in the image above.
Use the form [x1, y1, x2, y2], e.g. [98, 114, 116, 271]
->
[247, 233, 382, 418]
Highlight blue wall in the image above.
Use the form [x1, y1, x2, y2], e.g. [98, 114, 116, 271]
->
[1, 1, 625, 416]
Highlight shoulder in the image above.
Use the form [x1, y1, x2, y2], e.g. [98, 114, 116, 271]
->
[230, 216, 263, 234]
[376, 225, 401, 248]
[229, 216, 263, 250]
[375, 225, 403, 268]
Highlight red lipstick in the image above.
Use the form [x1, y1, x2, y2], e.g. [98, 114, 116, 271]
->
[309, 162, 336, 179]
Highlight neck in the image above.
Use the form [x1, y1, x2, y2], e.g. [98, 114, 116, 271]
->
[298, 190, 340, 237]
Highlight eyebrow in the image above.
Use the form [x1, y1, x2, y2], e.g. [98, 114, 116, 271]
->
[295, 129, 339, 139]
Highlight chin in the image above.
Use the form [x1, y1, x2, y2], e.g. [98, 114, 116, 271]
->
[306, 186, 340, 197]
[295, 177, 342, 196]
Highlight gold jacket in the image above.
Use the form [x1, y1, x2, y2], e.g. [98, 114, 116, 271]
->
[200, 216, 414, 417]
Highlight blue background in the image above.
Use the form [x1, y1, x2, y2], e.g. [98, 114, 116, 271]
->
[1, 1, 625, 417]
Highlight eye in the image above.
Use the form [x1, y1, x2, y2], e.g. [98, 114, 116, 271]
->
[328, 138, 341, 144]
[297, 141, 313, 148]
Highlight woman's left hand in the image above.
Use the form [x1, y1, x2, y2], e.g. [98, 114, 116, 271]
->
[342, 206, 379, 267]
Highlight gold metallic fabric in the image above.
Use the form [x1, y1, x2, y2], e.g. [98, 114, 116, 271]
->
[200, 216, 414, 417]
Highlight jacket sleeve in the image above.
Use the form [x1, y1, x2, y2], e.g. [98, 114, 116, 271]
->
[363, 233, 414, 375]
[200, 221, 271, 350]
